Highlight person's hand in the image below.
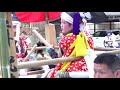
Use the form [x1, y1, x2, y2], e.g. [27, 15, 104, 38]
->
[49, 44, 54, 48]
[54, 71, 70, 78]
[47, 45, 58, 59]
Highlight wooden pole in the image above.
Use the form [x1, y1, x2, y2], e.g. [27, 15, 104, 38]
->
[45, 12, 49, 24]
[0, 12, 10, 78]
[96, 49, 120, 55]
[110, 22, 111, 30]
[27, 70, 44, 75]
[94, 47, 120, 51]
[24, 44, 37, 61]
[26, 46, 59, 50]
[94, 23, 96, 33]
[5, 12, 19, 78]
[17, 49, 120, 69]
[18, 56, 80, 69]
[27, 46, 120, 51]
[32, 30, 51, 47]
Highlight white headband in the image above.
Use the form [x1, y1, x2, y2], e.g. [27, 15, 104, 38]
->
[12, 21, 21, 26]
[61, 12, 91, 24]
[61, 12, 73, 24]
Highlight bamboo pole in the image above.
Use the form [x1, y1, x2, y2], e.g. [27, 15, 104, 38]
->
[18, 56, 80, 69]
[27, 46, 120, 51]
[96, 49, 120, 55]
[24, 44, 37, 61]
[45, 12, 49, 24]
[5, 12, 19, 78]
[27, 70, 44, 75]
[18, 50, 120, 69]
[26, 46, 59, 50]
[0, 12, 10, 78]
[94, 47, 120, 51]
[32, 30, 51, 47]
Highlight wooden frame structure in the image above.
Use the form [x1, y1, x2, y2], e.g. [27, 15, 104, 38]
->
[1, 12, 120, 78]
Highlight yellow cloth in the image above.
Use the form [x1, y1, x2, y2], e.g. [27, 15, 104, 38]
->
[59, 32, 90, 72]
[69, 32, 90, 57]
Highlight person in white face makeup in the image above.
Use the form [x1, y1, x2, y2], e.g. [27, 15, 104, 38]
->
[94, 53, 120, 78]
[37, 12, 96, 78]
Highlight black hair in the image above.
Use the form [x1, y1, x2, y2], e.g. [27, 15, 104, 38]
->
[66, 12, 74, 18]
[36, 41, 45, 56]
[66, 12, 82, 22]
[15, 38, 28, 57]
[94, 53, 120, 72]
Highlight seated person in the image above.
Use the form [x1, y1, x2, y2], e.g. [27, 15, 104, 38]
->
[36, 41, 45, 57]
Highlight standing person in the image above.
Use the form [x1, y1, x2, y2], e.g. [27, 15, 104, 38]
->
[40, 12, 96, 78]
[20, 31, 29, 55]
[12, 21, 25, 62]
[36, 41, 45, 57]
[94, 53, 120, 78]
[15, 31, 29, 62]
[116, 31, 120, 48]
[104, 31, 118, 48]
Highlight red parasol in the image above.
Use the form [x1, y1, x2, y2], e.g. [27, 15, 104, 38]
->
[16, 12, 61, 23]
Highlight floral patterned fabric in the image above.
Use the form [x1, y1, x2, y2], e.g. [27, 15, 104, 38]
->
[50, 30, 94, 78]
[16, 38, 29, 63]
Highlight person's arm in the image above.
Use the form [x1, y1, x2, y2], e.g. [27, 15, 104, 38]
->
[57, 48, 64, 58]
[47, 47, 64, 59]
[47, 48, 58, 59]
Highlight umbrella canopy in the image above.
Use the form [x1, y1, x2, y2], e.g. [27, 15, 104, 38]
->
[15, 12, 61, 23]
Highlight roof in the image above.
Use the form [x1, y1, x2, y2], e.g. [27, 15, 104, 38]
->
[104, 12, 120, 16]
[104, 12, 120, 22]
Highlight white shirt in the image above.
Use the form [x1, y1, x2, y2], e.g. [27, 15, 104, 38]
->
[26, 37, 31, 46]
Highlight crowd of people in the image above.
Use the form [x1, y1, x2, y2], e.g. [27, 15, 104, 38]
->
[12, 12, 120, 78]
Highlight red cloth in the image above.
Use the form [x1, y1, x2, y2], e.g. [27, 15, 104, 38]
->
[16, 12, 61, 22]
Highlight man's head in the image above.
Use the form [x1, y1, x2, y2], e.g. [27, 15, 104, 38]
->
[12, 21, 21, 37]
[107, 31, 112, 36]
[94, 53, 120, 78]
[20, 31, 27, 40]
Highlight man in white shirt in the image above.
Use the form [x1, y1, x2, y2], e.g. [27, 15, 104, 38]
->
[104, 32, 118, 48]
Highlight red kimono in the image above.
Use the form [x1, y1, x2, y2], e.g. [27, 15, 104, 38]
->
[50, 30, 94, 78]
